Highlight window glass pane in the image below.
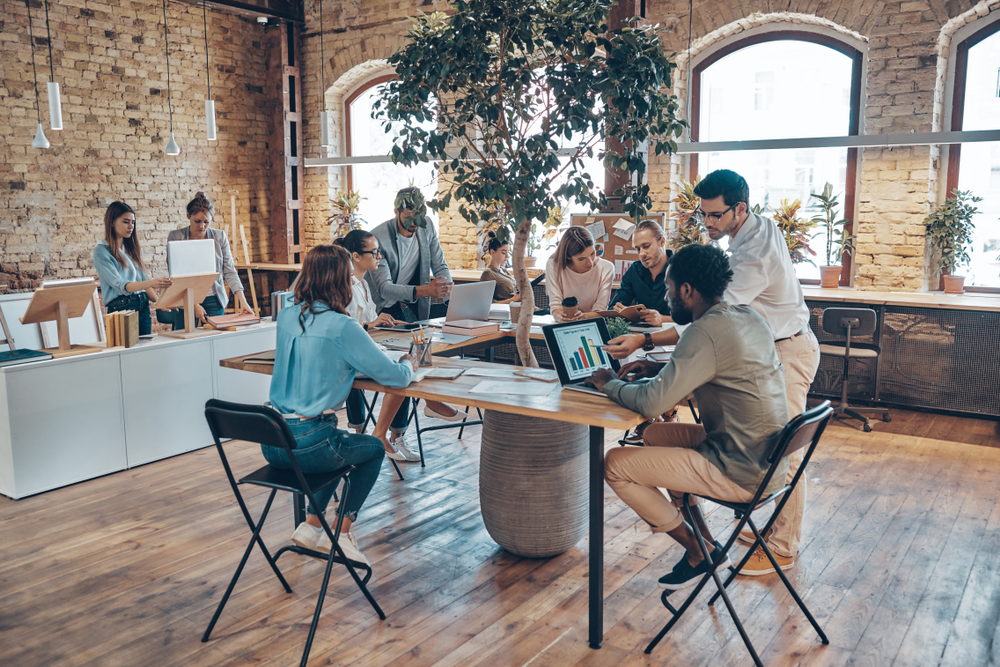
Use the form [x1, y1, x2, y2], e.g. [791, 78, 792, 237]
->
[958, 29, 1000, 287]
[349, 84, 438, 231]
[700, 40, 854, 278]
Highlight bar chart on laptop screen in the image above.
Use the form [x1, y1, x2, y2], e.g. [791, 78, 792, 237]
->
[554, 323, 612, 381]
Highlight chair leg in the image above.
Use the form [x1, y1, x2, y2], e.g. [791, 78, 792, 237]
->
[457, 407, 471, 439]
[687, 398, 700, 424]
[756, 541, 829, 645]
[410, 399, 426, 467]
[203, 489, 289, 642]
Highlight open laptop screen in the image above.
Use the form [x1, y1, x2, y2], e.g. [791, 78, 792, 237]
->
[543, 319, 619, 384]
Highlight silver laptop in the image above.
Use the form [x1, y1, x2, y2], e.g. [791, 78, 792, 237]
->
[541, 318, 621, 396]
[424, 280, 495, 325]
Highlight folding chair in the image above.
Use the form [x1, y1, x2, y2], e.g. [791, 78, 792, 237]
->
[202, 399, 386, 667]
[644, 401, 834, 666]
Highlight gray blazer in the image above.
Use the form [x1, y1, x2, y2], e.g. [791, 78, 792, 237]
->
[365, 218, 451, 321]
[165, 226, 244, 308]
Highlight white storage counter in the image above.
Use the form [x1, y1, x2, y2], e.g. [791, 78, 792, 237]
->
[0, 322, 276, 499]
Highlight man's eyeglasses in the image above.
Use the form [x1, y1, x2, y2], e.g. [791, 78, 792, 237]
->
[692, 203, 738, 223]
[359, 249, 382, 258]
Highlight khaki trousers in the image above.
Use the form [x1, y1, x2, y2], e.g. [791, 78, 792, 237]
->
[769, 330, 820, 557]
[604, 423, 754, 533]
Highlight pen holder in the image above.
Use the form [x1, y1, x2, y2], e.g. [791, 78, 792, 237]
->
[416, 340, 433, 367]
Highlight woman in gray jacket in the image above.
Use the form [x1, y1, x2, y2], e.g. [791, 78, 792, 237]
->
[160, 192, 254, 329]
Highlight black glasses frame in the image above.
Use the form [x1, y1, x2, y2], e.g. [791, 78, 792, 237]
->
[358, 249, 381, 258]
[693, 203, 738, 222]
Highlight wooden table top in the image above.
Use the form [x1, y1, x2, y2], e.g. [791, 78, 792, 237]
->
[219, 354, 644, 430]
[802, 286, 1000, 312]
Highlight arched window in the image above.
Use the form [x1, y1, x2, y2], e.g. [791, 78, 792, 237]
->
[345, 73, 438, 230]
[691, 32, 863, 283]
[947, 18, 1000, 291]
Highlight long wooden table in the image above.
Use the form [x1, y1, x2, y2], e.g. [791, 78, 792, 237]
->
[219, 352, 644, 649]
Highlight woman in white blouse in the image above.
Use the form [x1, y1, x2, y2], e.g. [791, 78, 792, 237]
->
[545, 226, 614, 322]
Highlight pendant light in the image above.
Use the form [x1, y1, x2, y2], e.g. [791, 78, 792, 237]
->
[42, 0, 62, 130]
[162, 0, 180, 155]
[318, 0, 330, 147]
[203, 1, 216, 140]
[27, 0, 49, 149]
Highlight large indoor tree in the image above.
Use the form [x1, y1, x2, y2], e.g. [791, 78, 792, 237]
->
[375, 0, 686, 365]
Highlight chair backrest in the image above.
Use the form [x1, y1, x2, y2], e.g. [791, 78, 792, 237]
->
[822, 307, 877, 338]
[768, 400, 834, 464]
[204, 398, 297, 451]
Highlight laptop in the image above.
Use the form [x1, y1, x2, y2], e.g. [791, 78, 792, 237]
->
[423, 280, 495, 326]
[167, 239, 216, 277]
[541, 318, 621, 396]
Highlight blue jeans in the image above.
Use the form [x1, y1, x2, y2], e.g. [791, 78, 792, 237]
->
[260, 413, 384, 522]
[156, 295, 224, 330]
[106, 292, 151, 335]
[346, 389, 410, 433]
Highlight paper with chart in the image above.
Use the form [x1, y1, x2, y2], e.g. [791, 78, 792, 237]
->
[469, 380, 559, 396]
[612, 218, 636, 240]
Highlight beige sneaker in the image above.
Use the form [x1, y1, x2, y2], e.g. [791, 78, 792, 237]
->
[738, 545, 794, 576]
[317, 530, 369, 566]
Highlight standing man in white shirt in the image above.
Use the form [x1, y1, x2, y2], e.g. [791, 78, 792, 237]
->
[604, 169, 820, 575]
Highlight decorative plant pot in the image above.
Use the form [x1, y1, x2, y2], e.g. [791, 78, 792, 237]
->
[479, 410, 589, 558]
[524, 256, 537, 268]
[819, 265, 841, 288]
[943, 275, 965, 294]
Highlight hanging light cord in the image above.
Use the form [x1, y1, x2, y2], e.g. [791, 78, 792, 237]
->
[319, 0, 326, 98]
[43, 0, 54, 81]
[26, 0, 42, 124]
[162, 0, 174, 131]
[203, 0, 210, 99]
[687, 0, 693, 143]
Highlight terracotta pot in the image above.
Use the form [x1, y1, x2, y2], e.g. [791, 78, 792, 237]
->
[819, 265, 841, 288]
[943, 275, 965, 294]
[524, 256, 536, 268]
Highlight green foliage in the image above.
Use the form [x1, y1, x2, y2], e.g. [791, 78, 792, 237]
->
[328, 189, 366, 240]
[668, 178, 707, 250]
[808, 182, 854, 266]
[773, 199, 817, 265]
[924, 189, 982, 274]
[374, 0, 687, 238]
[605, 316, 630, 339]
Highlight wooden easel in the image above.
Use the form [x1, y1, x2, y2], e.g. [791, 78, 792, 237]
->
[19, 283, 102, 358]
[0, 306, 15, 351]
[154, 273, 221, 339]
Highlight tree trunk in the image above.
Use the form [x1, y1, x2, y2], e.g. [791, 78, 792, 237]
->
[511, 221, 538, 368]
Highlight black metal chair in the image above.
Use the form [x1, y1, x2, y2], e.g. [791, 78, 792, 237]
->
[201, 399, 385, 667]
[644, 401, 834, 666]
[820, 307, 891, 432]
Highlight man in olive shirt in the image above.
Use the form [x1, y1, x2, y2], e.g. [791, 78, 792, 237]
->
[589, 244, 788, 590]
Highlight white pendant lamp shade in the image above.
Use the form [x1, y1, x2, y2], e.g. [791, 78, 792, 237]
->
[32, 123, 50, 149]
[165, 132, 181, 155]
[319, 110, 330, 147]
[47, 81, 63, 130]
[205, 100, 217, 140]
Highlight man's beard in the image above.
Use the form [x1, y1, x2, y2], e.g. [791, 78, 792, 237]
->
[668, 296, 693, 325]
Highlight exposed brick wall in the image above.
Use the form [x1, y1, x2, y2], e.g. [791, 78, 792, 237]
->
[0, 0, 272, 292]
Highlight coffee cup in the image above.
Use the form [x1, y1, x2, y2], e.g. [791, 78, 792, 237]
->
[561, 297, 580, 319]
[509, 303, 522, 323]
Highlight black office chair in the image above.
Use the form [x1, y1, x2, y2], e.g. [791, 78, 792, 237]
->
[202, 399, 385, 667]
[820, 307, 891, 432]
[644, 401, 834, 666]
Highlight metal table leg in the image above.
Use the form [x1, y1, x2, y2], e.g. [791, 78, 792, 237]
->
[589, 424, 604, 649]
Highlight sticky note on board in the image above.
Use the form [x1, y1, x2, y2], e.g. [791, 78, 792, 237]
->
[614, 245, 623, 255]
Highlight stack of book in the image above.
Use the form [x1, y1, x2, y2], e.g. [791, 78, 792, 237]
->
[204, 312, 261, 330]
[104, 310, 140, 348]
[440, 319, 500, 336]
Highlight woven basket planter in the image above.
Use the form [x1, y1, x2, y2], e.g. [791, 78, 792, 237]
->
[479, 409, 589, 558]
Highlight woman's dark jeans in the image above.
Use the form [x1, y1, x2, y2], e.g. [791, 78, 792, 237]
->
[106, 292, 151, 335]
[346, 389, 410, 433]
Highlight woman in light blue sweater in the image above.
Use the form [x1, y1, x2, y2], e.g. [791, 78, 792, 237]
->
[92, 201, 172, 335]
[266, 244, 417, 565]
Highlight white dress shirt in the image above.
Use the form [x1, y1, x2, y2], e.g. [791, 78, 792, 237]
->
[349, 274, 378, 325]
[724, 211, 810, 340]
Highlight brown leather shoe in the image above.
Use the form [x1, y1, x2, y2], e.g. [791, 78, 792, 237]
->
[738, 545, 794, 576]
[737, 526, 772, 545]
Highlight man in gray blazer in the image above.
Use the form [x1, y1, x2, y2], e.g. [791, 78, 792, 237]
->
[366, 187, 453, 322]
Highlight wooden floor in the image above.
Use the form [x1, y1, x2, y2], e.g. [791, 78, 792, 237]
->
[2, 405, 1000, 667]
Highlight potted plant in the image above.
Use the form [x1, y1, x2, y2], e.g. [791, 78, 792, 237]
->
[924, 189, 982, 294]
[375, 0, 686, 366]
[669, 178, 708, 250]
[525, 223, 541, 268]
[327, 189, 366, 240]
[773, 198, 817, 266]
[809, 182, 854, 288]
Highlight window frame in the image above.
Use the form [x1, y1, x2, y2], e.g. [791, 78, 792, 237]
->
[344, 72, 398, 194]
[689, 31, 864, 287]
[946, 18, 1000, 294]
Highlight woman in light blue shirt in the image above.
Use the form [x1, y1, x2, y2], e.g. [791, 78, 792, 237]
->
[266, 244, 416, 565]
[159, 191, 254, 330]
[92, 201, 172, 335]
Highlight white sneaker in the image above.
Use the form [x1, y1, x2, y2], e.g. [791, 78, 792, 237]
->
[291, 522, 322, 550]
[317, 529, 369, 566]
[389, 434, 421, 462]
[423, 404, 468, 422]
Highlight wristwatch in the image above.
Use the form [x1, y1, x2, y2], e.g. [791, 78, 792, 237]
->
[642, 332, 654, 351]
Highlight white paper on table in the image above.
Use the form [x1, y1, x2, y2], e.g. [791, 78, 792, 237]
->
[379, 336, 416, 349]
[462, 367, 517, 377]
[469, 380, 558, 396]
[433, 332, 476, 345]
[585, 220, 606, 240]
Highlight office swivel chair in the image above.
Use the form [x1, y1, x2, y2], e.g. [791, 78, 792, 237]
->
[819, 307, 891, 432]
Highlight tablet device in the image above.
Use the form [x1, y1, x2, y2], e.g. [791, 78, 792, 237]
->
[541, 318, 621, 396]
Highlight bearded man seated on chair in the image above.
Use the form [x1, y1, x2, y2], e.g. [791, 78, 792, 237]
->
[588, 243, 788, 590]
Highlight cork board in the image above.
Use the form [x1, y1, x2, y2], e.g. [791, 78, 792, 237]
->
[570, 213, 667, 282]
